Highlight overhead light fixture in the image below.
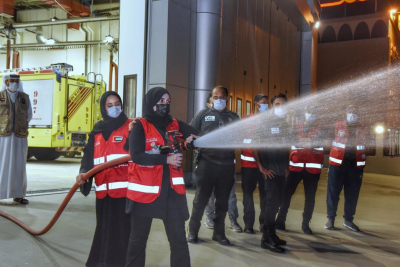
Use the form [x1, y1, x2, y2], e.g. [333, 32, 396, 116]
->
[375, 125, 385, 134]
[50, 16, 59, 22]
[314, 21, 320, 29]
[390, 9, 397, 19]
[46, 38, 56, 45]
[104, 34, 114, 44]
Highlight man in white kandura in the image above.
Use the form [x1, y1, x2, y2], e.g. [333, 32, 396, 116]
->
[0, 74, 32, 204]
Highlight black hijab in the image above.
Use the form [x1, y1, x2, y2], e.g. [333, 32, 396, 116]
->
[90, 91, 128, 141]
[143, 87, 173, 129]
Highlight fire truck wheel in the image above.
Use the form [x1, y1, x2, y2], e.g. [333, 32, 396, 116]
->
[32, 148, 61, 161]
[64, 151, 76, 158]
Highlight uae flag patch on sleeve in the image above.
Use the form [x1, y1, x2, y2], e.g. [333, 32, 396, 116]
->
[113, 136, 123, 142]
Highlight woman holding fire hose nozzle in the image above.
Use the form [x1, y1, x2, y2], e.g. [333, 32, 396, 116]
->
[125, 87, 200, 267]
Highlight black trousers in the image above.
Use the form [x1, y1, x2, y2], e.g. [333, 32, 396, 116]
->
[189, 157, 235, 234]
[277, 170, 320, 223]
[241, 167, 266, 227]
[262, 175, 285, 234]
[125, 214, 190, 267]
[327, 164, 363, 222]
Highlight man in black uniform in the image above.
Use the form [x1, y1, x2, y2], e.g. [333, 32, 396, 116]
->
[254, 93, 291, 253]
[188, 85, 240, 246]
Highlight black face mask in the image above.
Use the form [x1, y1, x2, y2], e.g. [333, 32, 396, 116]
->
[155, 104, 170, 117]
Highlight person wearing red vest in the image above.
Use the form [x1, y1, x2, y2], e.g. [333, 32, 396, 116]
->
[276, 105, 326, 235]
[325, 105, 368, 232]
[76, 91, 132, 267]
[241, 94, 269, 234]
[125, 87, 199, 267]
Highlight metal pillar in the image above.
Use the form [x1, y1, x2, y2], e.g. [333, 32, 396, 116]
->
[192, 0, 222, 116]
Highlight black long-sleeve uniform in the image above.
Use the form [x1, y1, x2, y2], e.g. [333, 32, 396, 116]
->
[188, 107, 240, 235]
[125, 119, 199, 267]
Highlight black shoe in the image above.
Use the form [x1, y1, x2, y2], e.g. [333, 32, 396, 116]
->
[272, 233, 287, 246]
[302, 222, 313, 235]
[276, 220, 286, 231]
[244, 225, 255, 234]
[325, 219, 335, 230]
[230, 219, 243, 233]
[212, 233, 231, 246]
[343, 220, 360, 232]
[187, 232, 198, 244]
[261, 235, 285, 253]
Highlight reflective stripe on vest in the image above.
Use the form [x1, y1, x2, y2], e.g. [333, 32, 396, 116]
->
[106, 154, 130, 162]
[241, 155, 256, 162]
[332, 141, 346, 148]
[357, 161, 366, 166]
[108, 181, 128, 190]
[314, 147, 324, 151]
[94, 157, 105, 165]
[289, 161, 304, 167]
[172, 177, 185, 185]
[291, 146, 304, 149]
[329, 157, 342, 164]
[357, 146, 365, 150]
[95, 183, 107, 191]
[128, 182, 159, 194]
[305, 163, 322, 169]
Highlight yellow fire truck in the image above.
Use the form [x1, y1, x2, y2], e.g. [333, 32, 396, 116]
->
[0, 63, 105, 160]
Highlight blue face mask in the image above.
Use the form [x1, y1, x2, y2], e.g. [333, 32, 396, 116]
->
[347, 113, 358, 123]
[213, 99, 227, 110]
[107, 106, 122, 118]
[305, 113, 316, 123]
[258, 104, 269, 113]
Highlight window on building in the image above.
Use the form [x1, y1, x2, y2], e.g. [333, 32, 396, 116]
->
[337, 24, 353, 42]
[371, 20, 388, 38]
[321, 26, 336, 43]
[123, 75, 137, 119]
[354, 21, 370, 40]
[236, 98, 242, 118]
[384, 129, 400, 157]
[246, 101, 251, 115]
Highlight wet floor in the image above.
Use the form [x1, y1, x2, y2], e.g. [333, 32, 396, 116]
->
[0, 157, 399, 266]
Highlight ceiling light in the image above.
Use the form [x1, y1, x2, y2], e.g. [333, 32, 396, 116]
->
[375, 125, 385, 134]
[104, 34, 114, 44]
[50, 17, 59, 22]
[314, 21, 320, 29]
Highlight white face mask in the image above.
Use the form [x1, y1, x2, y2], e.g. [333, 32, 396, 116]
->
[274, 107, 287, 118]
[213, 99, 227, 110]
[8, 82, 18, 92]
[347, 113, 358, 123]
[258, 104, 269, 113]
[107, 106, 122, 118]
[305, 113, 316, 123]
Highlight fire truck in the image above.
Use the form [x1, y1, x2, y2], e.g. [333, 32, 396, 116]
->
[0, 63, 105, 160]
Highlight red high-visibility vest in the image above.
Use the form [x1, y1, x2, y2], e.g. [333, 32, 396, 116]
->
[329, 120, 367, 169]
[240, 114, 258, 168]
[126, 118, 186, 203]
[289, 123, 324, 174]
[93, 119, 132, 199]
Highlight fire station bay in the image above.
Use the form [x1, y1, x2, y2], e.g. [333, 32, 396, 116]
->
[0, 1, 399, 267]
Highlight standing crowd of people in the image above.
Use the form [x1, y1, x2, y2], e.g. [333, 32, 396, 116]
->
[0, 74, 369, 266]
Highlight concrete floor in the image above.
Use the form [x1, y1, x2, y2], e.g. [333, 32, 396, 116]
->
[0, 157, 400, 267]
